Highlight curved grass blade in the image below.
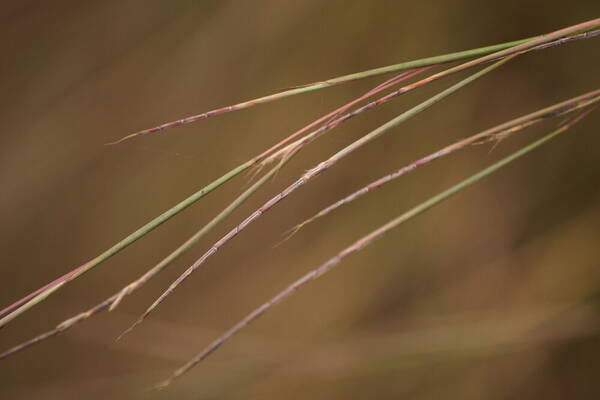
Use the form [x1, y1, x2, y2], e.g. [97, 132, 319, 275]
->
[0, 67, 428, 357]
[0, 69, 430, 331]
[2, 19, 597, 332]
[157, 108, 596, 387]
[0, 163, 248, 328]
[125, 55, 516, 335]
[113, 21, 599, 143]
[285, 90, 600, 238]
[0, 158, 286, 361]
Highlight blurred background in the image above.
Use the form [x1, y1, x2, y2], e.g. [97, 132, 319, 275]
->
[1, 1, 599, 399]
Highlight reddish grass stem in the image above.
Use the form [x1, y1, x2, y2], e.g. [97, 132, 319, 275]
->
[0, 69, 428, 330]
[124, 56, 515, 337]
[3, 20, 595, 331]
[113, 24, 599, 143]
[133, 19, 599, 328]
[0, 67, 428, 359]
[285, 90, 600, 237]
[156, 108, 596, 387]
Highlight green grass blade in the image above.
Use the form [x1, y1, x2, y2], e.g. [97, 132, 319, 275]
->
[286, 90, 600, 236]
[0, 67, 424, 352]
[0, 162, 251, 328]
[128, 55, 515, 333]
[115, 20, 599, 143]
[158, 109, 595, 387]
[2, 18, 597, 331]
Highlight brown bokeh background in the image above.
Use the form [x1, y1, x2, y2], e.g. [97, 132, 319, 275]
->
[1, 1, 600, 399]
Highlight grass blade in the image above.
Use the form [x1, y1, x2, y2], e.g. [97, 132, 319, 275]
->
[157, 108, 595, 387]
[0, 68, 429, 331]
[0, 67, 429, 356]
[126, 55, 515, 335]
[285, 90, 600, 237]
[0, 163, 248, 327]
[2, 19, 597, 331]
[112, 21, 599, 143]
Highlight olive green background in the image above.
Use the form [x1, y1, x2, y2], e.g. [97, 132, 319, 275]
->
[1, 1, 599, 399]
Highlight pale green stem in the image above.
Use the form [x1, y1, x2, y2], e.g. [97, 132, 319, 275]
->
[129, 55, 515, 335]
[159, 110, 593, 386]
[2, 19, 597, 329]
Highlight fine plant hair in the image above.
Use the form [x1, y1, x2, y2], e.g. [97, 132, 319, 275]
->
[1, 18, 599, 389]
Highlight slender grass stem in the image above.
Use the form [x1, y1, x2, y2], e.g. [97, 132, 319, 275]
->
[1, 19, 597, 331]
[0, 163, 248, 327]
[0, 68, 427, 331]
[0, 68, 428, 357]
[126, 55, 515, 335]
[114, 22, 599, 143]
[0, 159, 286, 361]
[248, 29, 600, 163]
[285, 90, 600, 237]
[157, 108, 595, 387]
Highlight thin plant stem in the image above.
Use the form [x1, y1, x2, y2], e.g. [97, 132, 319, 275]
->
[261, 29, 600, 163]
[0, 69, 428, 330]
[0, 68, 428, 357]
[285, 90, 600, 237]
[0, 159, 286, 360]
[157, 108, 595, 387]
[0, 163, 248, 328]
[114, 22, 599, 143]
[2, 20, 597, 330]
[125, 55, 515, 335]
